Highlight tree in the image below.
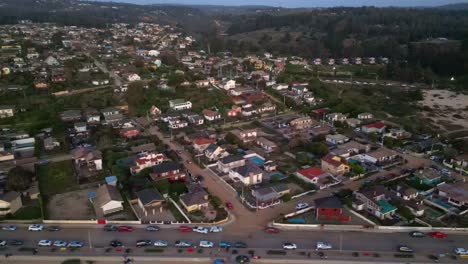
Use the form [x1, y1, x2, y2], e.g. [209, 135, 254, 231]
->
[7, 167, 33, 191]
[135, 168, 152, 178]
[305, 142, 329, 158]
[124, 81, 146, 115]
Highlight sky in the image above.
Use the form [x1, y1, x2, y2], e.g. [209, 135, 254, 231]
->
[101, 0, 468, 8]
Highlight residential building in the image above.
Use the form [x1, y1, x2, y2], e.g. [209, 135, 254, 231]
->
[136, 188, 165, 212]
[345, 118, 362, 128]
[251, 184, 290, 203]
[195, 80, 210, 88]
[256, 137, 277, 152]
[120, 127, 141, 139]
[72, 147, 103, 172]
[60, 110, 82, 122]
[127, 73, 141, 82]
[217, 155, 246, 173]
[101, 107, 123, 124]
[204, 144, 229, 162]
[437, 182, 468, 208]
[272, 83, 289, 91]
[415, 168, 443, 185]
[169, 99, 192, 111]
[363, 148, 398, 165]
[0, 106, 14, 118]
[352, 187, 397, 220]
[220, 79, 236, 90]
[326, 134, 349, 145]
[321, 154, 350, 176]
[74, 122, 87, 133]
[384, 128, 411, 140]
[150, 162, 185, 181]
[290, 116, 314, 130]
[130, 152, 166, 175]
[332, 140, 370, 158]
[83, 108, 101, 124]
[0, 151, 14, 162]
[229, 162, 264, 186]
[295, 167, 339, 190]
[202, 109, 222, 121]
[357, 113, 374, 120]
[362, 122, 386, 134]
[187, 114, 204, 126]
[314, 196, 350, 221]
[180, 186, 209, 212]
[192, 138, 216, 152]
[326, 113, 347, 122]
[168, 119, 188, 129]
[43, 137, 60, 151]
[0, 191, 22, 216]
[94, 184, 124, 216]
[231, 129, 257, 143]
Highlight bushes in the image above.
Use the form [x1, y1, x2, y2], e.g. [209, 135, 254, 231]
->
[145, 248, 165, 253]
[394, 254, 414, 258]
[267, 250, 287, 255]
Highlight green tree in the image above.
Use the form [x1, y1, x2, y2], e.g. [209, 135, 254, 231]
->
[305, 142, 329, 158]
[124, 81, 146, 115]
[6, 167, 33, 191]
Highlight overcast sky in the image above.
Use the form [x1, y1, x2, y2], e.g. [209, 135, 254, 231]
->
[102, 0, 468, 7]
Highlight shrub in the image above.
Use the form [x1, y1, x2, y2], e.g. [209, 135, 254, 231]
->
[352, 252, 359, 257]
[197, 249, 203, 254]
[373, 253, 380, 258]
[248, 250, 255, 255]
[231, 249, 238, 254]
[267, 250, 287, 255]
[394, 254, 414, 258]
[177, 249, 183, 253]
[61, 260, 81, 264]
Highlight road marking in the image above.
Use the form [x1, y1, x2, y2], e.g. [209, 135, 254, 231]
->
[88, 230, 93, 249]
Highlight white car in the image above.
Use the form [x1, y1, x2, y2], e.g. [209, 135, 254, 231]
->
[153, 240, 168, 247]
[38, 240, 52, 247]
[454, 248, 468, 255]
[199, 240, 214, 248]
[53, 240, 68, 247]
[210, 226, 223, 233]
[67, 241, 83, 248]
[283, 243, 297, 250]
[193, 226, 209, 234]
[316, 242, 332, 250]
[28, 224, 44, 231]
[0, 240, 7, 247]
[295, 203, 309, 210]
[2, 225, 17, 231]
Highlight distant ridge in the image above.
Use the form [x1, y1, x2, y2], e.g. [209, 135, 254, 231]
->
[437, 3, 468, 10]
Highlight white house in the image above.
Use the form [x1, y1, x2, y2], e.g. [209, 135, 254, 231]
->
[148, 50, 160, 57]
[228, 163, 263, 186]
[168, 119, 188, 129]
[220, 79, 236, 90]
[0, 106, 14, 118]
[169, 99, 192, 111]
[127, 73, 141, 82]
[94, 184, 124, 216]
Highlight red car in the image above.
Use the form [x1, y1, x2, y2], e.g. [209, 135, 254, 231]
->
[264, 227, 280, 234]
[117, 226, 133, 232]
[428, 231, 446, 239]
[179, 226, 192, 232]
[225, 202, 234, 210]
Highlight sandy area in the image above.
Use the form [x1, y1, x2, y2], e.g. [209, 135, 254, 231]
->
[48, 188, 96, 220]
[419, 89, 468, 133]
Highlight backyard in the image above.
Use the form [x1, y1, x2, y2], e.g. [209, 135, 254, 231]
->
[37, 160, 78, 196]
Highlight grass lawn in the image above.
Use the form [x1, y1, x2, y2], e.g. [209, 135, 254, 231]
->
[8, 206, 42, 220]
[37, 160, 78, 196]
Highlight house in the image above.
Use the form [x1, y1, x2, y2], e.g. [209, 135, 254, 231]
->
[332, 140, 370, 158]
[149, 105, 162, 118]
[195, 80, 210, 88]
[187, 114, 204, 126]
[291, 85, 308, 95]
[169, 99, 192, 111]
[0, 106, 14, 118]
[83, 108, 101, 124]
[202, 109, 222, 121]
[101, 107, 123, 124]
[346, 118, 362, 128]
[127, 73, 141, 82]
[263, 160, 277, 172]
[231, 129, 257, 143]
[295, 167, 338, 190]
[392, 185, 419, 201]
[220, 79, 236, 90]
[45, 56, 59, 66]
[251, 184, 290, 203]
[136, 188, 165, 212]
[180, 186, 209, 212]
[384, 128, 411, 140]
[321, 154, 350, 176]
[362, 122, 386, 134]
[415, 168, 443, 185]
[74, 122, 87, 133]
[217, 155, 246, 173]
[437, 182, 468, 208]
[204, 144, 229, 162]
[352, 187, 397, 220]
[120, 127, 141, 139]
[229, 162, 264, 186]
[0, 191, 22, 216]
[60, 110, 82, 122]
[0, 151, 14, 162]
[168, 119, 188, 129]
[72, 147, 103, 172]
[192, 138, 216, 152]
[357, 113, 374, 120]
[94, 184, 124, 216]
[290, 117, 314, 130]
[363, 148, 398, 165]
[256, 137, 277, 152]
[326, 113, 347, 122]
[314, 196, 350, 221]
[272, 83, 289, 91]
[34, 80, 48, 89]
[150, 162, 185, 181]
[130, 152, 166, 175]
[326, 134, 349, 145]
[227, 106, 242, 117]
[43, 137, 60, 151]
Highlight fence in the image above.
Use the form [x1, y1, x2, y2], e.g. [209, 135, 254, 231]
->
[168, 197, 191, 223]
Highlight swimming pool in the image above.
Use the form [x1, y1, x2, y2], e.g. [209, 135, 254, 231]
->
[249, 156, 265, 165]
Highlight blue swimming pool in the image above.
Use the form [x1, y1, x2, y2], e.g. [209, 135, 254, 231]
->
[433, 199, 451, 209]
[249, 156, 265, 165]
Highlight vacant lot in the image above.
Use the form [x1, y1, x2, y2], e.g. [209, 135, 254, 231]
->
[37, 160, 78, 196]
[48, 188, 96, 220]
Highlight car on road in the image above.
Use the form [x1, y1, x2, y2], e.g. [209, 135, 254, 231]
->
[146, 225, 160, 232]
[295, 203, 309, 210]
[429, 231, 447, 239]
[117, 226, 133, 232]
[28, 224, 44, 231]
[53, 240, 68, 247]
[48, 226, 61, 232]
[179, 226, 192, 232]
[210, 226, 223, 233]
[136, 240, 152, 247]
[175, 240, 191, 248]
[235, 255, 250, 264]
[409, 231, 425, 237]
[67, 241, 84, 248]
[0, 240, 7, 247]
[283, 242, 297, 250]
[398, 245, 414, 253]
[10, 240, 23, 246]
[225, 202, 234, 210]
[234, 242, 248, 248]
[38, 240, 52, 247]
[264, 227, 280, 233]
[454, 247, 468, 255]
[153, 240, 168, 247]
[2, 225, 17, 231]
[219, 241, 231, 248]
[316, 242, 332, 250]
[103, 225, 118, 231]
[110, 240, 123, 247]
[199, 240, 214, 248]
[193, 226, 209, 234]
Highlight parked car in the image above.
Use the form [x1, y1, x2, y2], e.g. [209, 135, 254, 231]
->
[136, 240, 152, 247]
[175, 240, 191, 248]
[210, 226, 223, 233]
[409, 231, 425, 237]
[295, 203, 309, 210]
[67, 241, 84, 248]
[316, 242, 332, 250]
[264, 227, 280, 233]
[398, 246, 414, 253]
[117, 226, 133, 232]
[429, 232, 447, 239]
[283, 242, 297, 250]
[219, 241, 231, 248]
[103, 225, 118, 231]
[199, 240, 214, 248]
[193, 226, 209, 234]
[146, 225, 160, 232]
[0, 240, 7, 247]
[110, 240, 123, 247]
[235, 255, 250, 264]
[28, 224, 44, 231]
[10, 240, 23, 246]
[179, 226, 192, 233]
[48, 226, 61, 232]
[38, 240, 52, 247]
[153, 240, 168, 247]
[225, 202, 234, 210]
[454, 248, 468, 255]
[2, 225, 16, 231]
[234, 242, 248, 248]
[53, 240, 68, 247]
